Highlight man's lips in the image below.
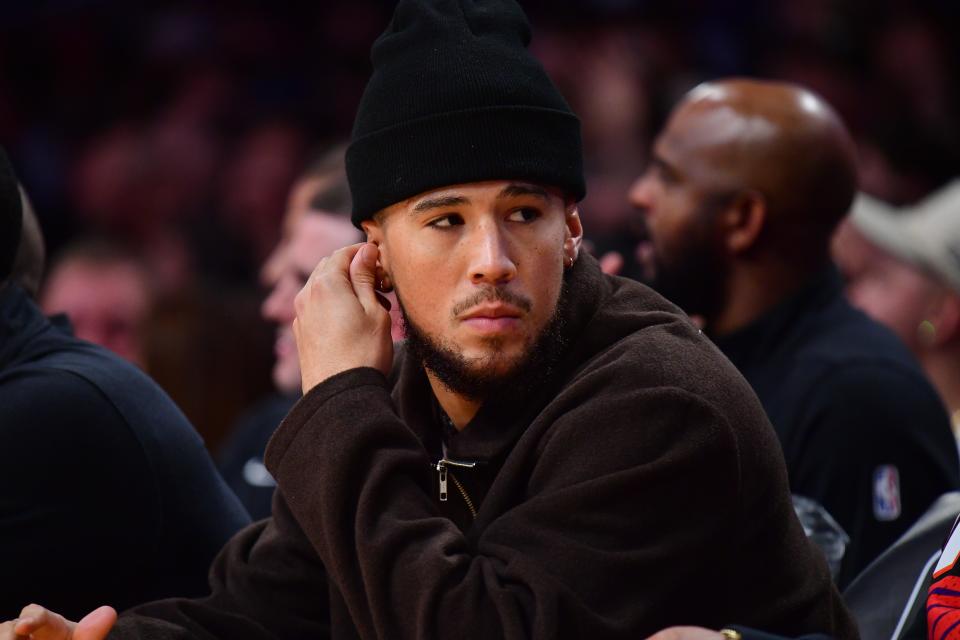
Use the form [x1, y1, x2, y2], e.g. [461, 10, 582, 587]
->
[274, 330, 296, 359]
[461, 303, 523, 320]
[459, 304, 523, 333]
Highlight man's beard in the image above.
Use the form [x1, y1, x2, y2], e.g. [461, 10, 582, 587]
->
[397, 281, 569, 404]
[650, 244, 726, 319]
[648, 202, 728, 322]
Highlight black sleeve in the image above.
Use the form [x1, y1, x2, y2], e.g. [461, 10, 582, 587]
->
[789, 364, 960, 586]
[0, 370, 160, 620]
[112, 494, 331, 640]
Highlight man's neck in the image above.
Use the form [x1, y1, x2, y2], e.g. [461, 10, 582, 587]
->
[425, 370, 481, 431]
[709, 259, 821, 337]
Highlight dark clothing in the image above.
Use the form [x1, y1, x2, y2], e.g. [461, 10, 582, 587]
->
[844, 492, 960, 639]
[115, 256, 856, 639]
[921, 513, 960, 640]
[218, 393, 296, 520]
[714, 266, 960, 587]
[0, 284, 250, 620]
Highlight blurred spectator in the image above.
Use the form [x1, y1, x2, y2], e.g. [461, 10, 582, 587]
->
[845, 182, 960, 440]
[143, 279, 274, 454]
[0, 149, 250, 619]
[40, 237, 152, 368]
[216, 120, 306, 266]
[629, 78, 958, 586]
[218, 146, 362, 519]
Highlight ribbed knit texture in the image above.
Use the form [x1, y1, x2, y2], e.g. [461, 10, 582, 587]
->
[346, 0, 585, 225]
[0, 147, 22, 281]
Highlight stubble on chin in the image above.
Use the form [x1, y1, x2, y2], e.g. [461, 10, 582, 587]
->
[396, 283, 568, 403]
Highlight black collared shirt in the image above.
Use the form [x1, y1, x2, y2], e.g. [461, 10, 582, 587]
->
[714, 266, 960, 587]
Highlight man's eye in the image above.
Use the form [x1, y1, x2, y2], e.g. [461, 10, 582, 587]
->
[507, 208, 540, 223]
[655, 165, 679, 186]
[428, 214, 464, 228]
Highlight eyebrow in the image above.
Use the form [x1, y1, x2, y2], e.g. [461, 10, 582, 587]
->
[497, 183, 551, 201]
[410, 183, 552, 214]
[412, 195, 469, 213]
[650, 153, 680, 181]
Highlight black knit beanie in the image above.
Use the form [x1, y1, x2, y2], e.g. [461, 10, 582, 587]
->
[0, 146, 22, 282]
[346, 0, 585, 226]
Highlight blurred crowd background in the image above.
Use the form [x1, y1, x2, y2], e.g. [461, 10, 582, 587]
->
[2, 0, 957, 451]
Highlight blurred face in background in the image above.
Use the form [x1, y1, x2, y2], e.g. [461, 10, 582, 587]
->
[627, 104, 731, 319]
[844, 249, 944, 353]
[41, 258, 152, 367]
[261, 211, 361, 394]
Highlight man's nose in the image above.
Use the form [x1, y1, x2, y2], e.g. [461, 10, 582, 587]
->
[261, 280, 296, 324]
[628, 172, 655, 215]
[468, 223, 517, 286]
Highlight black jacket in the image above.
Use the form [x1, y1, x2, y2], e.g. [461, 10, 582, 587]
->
[0, 284, 250, 619]
[114, 255, 857, 639]
[714, 266, 960, 587]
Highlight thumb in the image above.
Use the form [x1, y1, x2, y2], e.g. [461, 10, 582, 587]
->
[73, 607, 117, 640]
[349, 243, 383, 315]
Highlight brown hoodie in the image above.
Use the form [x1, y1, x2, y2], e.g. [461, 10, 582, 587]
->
[112, 254, 857, 639]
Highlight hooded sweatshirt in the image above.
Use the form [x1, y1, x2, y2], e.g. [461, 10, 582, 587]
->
[113, 254, 857, 639]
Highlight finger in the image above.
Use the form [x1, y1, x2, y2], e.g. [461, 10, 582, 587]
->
[0, 620, 18, 640]
[294, 244, 365, 320]
[312, 243, 364, 284]
[645, 627, 724, 640]
[14, 604, 69, 639]
[74, 607, 117, 640]
[348, 243, 383, 315]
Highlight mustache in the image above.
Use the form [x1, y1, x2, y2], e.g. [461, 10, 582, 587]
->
[451, 287, 532, 318]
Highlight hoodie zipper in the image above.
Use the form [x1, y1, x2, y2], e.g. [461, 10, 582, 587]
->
[434, 458, 478, 518]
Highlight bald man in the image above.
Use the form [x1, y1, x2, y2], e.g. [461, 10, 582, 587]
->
[631, 78, 959, 586]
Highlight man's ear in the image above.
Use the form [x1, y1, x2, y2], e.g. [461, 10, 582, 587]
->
[721, 190, 766, 255]
[361, 217, 392, 289]
[564, 202, 584, 263]
[361, 218, 382, 245]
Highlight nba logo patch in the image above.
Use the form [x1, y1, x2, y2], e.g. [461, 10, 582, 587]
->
[873, 465, 901, 521]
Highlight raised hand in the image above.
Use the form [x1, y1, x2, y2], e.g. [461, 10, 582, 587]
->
[293, 242, 394, 393]
[0, 605, 116, 640]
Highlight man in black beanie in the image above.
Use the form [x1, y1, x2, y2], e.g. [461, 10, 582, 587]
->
[3, 2, 857, 639]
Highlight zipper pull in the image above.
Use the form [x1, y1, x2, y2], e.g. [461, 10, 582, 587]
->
[436, 461, 448, 501]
